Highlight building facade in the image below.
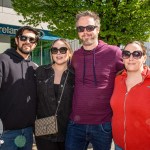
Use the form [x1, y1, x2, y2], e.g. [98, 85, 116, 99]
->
[0, 0, 81, 65]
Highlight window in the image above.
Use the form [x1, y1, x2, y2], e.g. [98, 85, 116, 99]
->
[32, 40, 52, 65]
[0, 0, 12, 8]
[0, 0, 2, 6]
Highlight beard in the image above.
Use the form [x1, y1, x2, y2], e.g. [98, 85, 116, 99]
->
[80, 34, 98, 46]
[17, 44, 33, 55]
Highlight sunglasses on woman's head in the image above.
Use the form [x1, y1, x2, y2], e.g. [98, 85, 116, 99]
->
[76, 25, 97, 32]
[51, 47, 68, 54]
[122, 50, 143, 59]
[19, 35, 37, 43]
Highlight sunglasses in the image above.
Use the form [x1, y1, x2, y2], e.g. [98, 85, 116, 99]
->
[122, 50, 143, 59]
[19, 35, 37, 43]
[51, 47, 68, 54]
[76, 25, 97, 32]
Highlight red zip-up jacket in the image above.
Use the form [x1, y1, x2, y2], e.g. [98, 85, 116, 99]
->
[111, 66, 150, 150]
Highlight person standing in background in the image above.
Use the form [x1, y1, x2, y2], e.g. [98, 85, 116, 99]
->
[65, 10, 124, 150]
[35, 39, 74, 150]
[0, 26, 39, 150]
[111, 41, 150, 150]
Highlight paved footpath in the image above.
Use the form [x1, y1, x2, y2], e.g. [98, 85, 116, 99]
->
[87, 142, 114, 150]
[32, 142, 115, 150]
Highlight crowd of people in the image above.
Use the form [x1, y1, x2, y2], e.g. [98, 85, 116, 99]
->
[0, 10, 149, 150]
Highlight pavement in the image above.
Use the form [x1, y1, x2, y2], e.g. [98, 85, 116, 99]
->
[32, 142, 115, 150]
[87, 142, 114, 150]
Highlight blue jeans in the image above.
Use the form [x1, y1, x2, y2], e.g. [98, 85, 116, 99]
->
[65, 120, 112, 150]
[115, 144, 123, 150]
[0, 127, 33, 150]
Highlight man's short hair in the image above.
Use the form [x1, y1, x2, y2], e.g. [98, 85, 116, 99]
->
[16, 26, 40, 42]
[76, 10, 100, 29]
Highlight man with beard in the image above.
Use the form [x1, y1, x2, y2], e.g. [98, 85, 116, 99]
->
[0, 26, 39, 150]
[65, 11, 124, 150]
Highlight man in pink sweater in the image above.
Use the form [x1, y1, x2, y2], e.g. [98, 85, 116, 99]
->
[65, 10, 124, 150]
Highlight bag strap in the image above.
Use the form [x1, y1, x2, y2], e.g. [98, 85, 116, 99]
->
[55, 70, 69, 116]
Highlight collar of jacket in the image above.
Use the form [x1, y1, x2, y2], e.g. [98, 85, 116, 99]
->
[121, 66, 150, 79]
[43, 64, 74, 74]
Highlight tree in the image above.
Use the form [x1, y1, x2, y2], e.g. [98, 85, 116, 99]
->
[11, 0, 150, 45]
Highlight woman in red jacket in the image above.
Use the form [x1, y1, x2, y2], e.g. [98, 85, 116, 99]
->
[111, 41, 150, 150]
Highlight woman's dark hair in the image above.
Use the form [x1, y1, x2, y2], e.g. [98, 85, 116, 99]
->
[124, 41, 146, 55]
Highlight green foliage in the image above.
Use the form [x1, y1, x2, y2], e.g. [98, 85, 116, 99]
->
[11, 0, 150, 45]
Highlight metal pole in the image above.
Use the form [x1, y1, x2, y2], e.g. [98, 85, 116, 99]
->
[40, 40, 43, 65]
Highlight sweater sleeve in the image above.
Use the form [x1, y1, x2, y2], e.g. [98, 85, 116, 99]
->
[0, 59, 3, 89]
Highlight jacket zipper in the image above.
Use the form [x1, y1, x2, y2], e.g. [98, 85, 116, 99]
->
[123, 81, 143, 150]
[123, 91, 128, 150]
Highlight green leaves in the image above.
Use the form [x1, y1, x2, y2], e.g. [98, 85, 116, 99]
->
[11, 0, 150, 45]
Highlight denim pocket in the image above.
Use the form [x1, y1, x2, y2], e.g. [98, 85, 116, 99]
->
[101, 122, 112, 134]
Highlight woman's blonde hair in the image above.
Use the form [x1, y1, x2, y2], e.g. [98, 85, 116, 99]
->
[50, 38, 73, 64]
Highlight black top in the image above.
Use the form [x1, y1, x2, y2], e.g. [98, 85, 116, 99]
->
[35, 64, 74, 142]
[54, 84, 59, 101]
[0, 48, 37, 130]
